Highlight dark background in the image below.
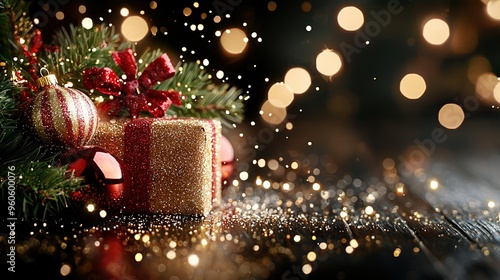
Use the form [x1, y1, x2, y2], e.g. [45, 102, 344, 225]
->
[28, 0, 500, 120]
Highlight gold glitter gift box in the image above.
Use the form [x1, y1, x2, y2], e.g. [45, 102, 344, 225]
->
[88, 118, 222, 216]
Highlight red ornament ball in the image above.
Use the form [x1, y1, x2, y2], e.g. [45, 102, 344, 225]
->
[28, 74, 98, 148]
[61, 146, 128, 211]
[220, 135, 235, 183]
[220, 135, 235, 164]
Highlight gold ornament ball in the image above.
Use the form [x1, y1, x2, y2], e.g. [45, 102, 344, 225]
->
[28, 74, 99, 148]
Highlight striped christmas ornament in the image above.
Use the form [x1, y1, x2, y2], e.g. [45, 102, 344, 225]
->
[28, 73, 99, 148]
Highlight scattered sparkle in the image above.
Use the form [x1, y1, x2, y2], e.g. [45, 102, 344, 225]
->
[393, 248, 402, 257]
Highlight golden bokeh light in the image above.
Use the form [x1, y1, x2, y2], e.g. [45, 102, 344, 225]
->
[302, 264, 312, 274]
[78, 5, 86, 14]
[438, 103, 465, 129]
[268, 82, 294, 108]
[429, 179, 439, 190]
[475, 72, 498, 102]
[422, 18, 450, 45]
[150, 26, 158, 35]
[487, 0, 500, 20]
[268, 1, 277, 12]
[261, 100, 287, 125]
[302, 2, 312, 12]
[135, 253, 143, 262]
[268, 159, 279, 170]
[121, 16, 149, 42]
[337, 6, 364, 31]
[184, 7, 192, 16]
[383, 158, 396, 170]
[120, 8, 129, 17]
[188, 254, 200, 267]
[493, 81, 500, 103]
[399, 73, 426, 99]
[60, 264, 71, 276]
[81, 17, 93, 29]
[220, 28, 248, 55]
[56, 11, 64, 20]
[284, 67, 311, 94]
[316, 49, 342, 76]
[86, 203, 95, 212]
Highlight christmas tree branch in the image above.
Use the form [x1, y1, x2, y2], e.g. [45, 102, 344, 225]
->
[38, 23, 130, 87]
[0, 0, 32, 61]
[0, 75, 84, 221]
[159, 61, 246, 128]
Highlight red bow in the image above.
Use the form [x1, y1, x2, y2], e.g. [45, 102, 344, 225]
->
[82, 49, 182, 118]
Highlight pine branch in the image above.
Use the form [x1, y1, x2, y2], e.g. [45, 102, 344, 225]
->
[0, 75, 84, 221]
[0, 1, 13, 60]
[0, 0, 46, 67]
[0, 0, 33, 61]
[0, 76, 41, 163]
[159, 61, 246, 128]
[38, 23, 130, 88]
[1, 159, 84, 221]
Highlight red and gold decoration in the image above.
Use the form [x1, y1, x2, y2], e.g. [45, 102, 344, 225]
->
[27, 70, 99, 148]
[88, 118, 222, 216]
[82, 48, 182, 118]
[60, 146, 128, 212]
[1, 0, 244, 222]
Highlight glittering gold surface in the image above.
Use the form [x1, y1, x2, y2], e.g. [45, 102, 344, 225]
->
[35, 74, 58, 88]
[150, 119, 213, 215]
[88, 119, 126, 159]
[89, 118, 220, 215]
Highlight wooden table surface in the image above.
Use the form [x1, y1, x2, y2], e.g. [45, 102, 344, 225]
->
[2, 118, 500, 280]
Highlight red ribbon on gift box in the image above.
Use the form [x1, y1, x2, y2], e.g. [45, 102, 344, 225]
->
[114, 118, 220, 215]
[83, 48, 182, 118]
